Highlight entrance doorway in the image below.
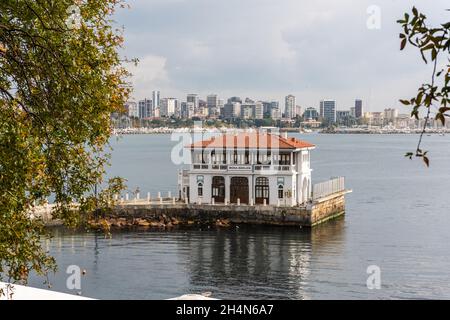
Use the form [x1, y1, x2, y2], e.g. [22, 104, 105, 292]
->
[230, 177, 249, 204]
[212, 176, 225, 203]
[255, 177, 269, 205]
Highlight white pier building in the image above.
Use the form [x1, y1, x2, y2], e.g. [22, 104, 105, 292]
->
[179, 132, 316, 206]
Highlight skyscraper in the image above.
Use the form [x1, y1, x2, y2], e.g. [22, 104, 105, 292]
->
[152, 91, 160, 110]
[207, 94, 219, 116]
[303, 107, 319, 120]
[138, 99, 152, 119]
[320, 100, 336, 123]
[160, 98, 177, 117]
[355, 99, 363, 118]
[254, 101, 263, 120]
[285, 95, 296, 119]
[187, 94, 199, 113]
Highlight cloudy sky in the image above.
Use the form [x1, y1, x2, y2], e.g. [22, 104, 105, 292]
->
[115, 0, 449, 112]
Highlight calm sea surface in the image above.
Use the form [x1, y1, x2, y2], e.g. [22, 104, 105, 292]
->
[29, 133, 450, 299]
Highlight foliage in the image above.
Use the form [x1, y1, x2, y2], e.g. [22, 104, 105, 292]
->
[398, 7, 450, 167]
[0, 0, 131, 284]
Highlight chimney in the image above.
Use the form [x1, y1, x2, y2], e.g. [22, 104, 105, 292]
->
[282, 131, 288, 139]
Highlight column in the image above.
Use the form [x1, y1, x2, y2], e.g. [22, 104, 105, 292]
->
[225, 175, 230, 204]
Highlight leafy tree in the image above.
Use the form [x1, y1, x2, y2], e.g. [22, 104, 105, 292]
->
[0, 0, 131, 287]
[398, 7, 450, 167]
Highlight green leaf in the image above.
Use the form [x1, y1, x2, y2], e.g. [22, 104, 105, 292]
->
[436, 112, 445, 125]
[400, 99, 411, 105]
[400, 38, 407, 50]
[431, 48, 437, 61]
[423, 156, 430, 167]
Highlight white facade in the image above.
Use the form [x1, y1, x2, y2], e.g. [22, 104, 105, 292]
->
[179, 133, 315, 207]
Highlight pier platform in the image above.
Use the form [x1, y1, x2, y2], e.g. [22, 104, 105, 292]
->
[92, 189, 350, 229]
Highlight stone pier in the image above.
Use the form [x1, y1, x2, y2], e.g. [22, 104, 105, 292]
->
[108, 190, 350, 228]
[35, 190, 350, 228]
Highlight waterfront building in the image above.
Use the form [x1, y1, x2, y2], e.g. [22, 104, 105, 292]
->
[302, 119, 322, 128]
[350, 107, 356, 118]
[285, 95, 296, 119]
[336, 110, 352, 126]
[355, 99, 363, 118]
[180, 131, 315, 206]
[320, 100, 336, 123]
[384, 108, 398, 124]
[364, 111, 384, 126]
[303, 107, 319, 120]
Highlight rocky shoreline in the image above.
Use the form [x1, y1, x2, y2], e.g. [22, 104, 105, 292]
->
[87, 215, 232, 231]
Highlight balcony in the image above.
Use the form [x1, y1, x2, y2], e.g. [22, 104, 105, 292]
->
[191, 163, 294, 173]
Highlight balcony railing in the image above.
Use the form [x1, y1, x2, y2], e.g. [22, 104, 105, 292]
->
[191, 164, 294, 172]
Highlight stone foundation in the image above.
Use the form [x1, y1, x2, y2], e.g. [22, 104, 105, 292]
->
[98, 190, 349, 228]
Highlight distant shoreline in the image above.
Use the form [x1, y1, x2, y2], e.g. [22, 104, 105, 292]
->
[111, 127, 449, 135]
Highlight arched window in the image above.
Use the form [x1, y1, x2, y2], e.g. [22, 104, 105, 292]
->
[198, 183, 203, 196]
[278, 184, 284, 199]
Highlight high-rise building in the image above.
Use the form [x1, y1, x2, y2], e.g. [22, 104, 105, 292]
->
[384, 108, 398, 124]
[271, 108, 281, 120]
[320, 100, 336, 123]
[160, 98, 177, 117]
[285, 95, 296, 119]
[152, 91, 160, 110]
[303, 107, 319, 120]
[241, 103, 254, 119]
[138, 99, 152, 119]
[125, 101, 138, 118]
[181, 102, 195, 119]
[228, 96, 242, 104]
[355, 99, 363, 118]
[223, 102, 241, 119]
[262, 102, 272, 117]
[336, 110, 351, 124]
[198, 99, 208, 116]
[187, 94, 199, 112]
[207, 94, 219, 116]
[295, 105, 302, 118]
[254, 101, 263, 120]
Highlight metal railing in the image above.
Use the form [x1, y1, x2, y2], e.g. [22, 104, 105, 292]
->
[312, 177, 345, 200]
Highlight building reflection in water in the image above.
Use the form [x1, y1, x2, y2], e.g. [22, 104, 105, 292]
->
[181, 218, 346, 299]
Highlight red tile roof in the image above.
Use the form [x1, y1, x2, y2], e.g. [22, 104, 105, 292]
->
[188, 132, 315, 150]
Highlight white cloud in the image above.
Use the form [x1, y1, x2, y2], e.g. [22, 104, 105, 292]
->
[127, 55, 170, 100]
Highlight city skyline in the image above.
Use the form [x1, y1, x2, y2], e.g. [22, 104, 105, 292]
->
[116, 0, 448, 112]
